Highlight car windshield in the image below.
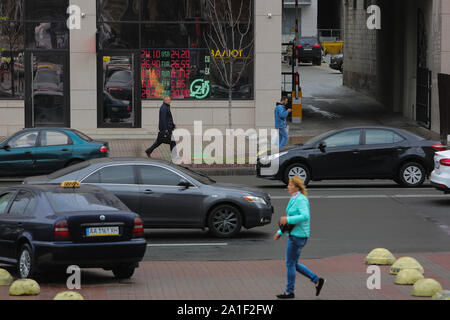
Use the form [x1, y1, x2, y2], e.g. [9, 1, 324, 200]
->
[46, 191, 129, 213]
[300, 37, 319, 45]
[176, 166, 216, 185]
[109, 71, 131, 83]
[72, 129, 93, 142]
[305, 130, 337, 145]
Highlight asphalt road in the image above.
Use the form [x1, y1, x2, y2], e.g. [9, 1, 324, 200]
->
[1, 176, 449, 262]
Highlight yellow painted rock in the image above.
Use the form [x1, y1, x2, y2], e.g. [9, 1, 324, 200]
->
[432, 290, 450, 300]
[365, 248, 396, 265]
[0, 269, 13, 286]
[411, 279, 443, 297]
[9, 279, 40, 296]
[394, 269, 424, 285]
[54, 291, 84, 300]
[390, 257, 424, 275]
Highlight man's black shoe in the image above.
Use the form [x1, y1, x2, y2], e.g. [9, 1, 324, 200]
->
[315, 278, 325, 296]
[276, 292, 295, 299]
[145, 151, 151, 158]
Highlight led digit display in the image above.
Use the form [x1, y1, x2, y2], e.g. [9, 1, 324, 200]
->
[141, 49, 211, 100]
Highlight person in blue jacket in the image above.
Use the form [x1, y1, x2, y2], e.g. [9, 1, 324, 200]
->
[274, 97, 292, 147]
[274, 176, 326, 299]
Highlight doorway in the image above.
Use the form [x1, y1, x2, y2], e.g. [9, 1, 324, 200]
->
[25, 51, 70, 127]
[97, 51, 141, 128]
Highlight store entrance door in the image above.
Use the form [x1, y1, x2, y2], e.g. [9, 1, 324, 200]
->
[97, 52, 141, 128]
[25, 51, 70, 128]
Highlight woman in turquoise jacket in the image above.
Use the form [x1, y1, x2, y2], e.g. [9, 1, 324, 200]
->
[274, 177, 325, 299]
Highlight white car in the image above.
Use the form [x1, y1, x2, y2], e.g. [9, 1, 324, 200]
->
[430, 150, 450, 194]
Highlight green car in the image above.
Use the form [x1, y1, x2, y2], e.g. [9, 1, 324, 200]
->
[0, 128, 109, 177]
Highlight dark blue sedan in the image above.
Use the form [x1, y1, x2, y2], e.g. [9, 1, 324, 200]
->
[0, 182, 147, 279]
[0, 128, 109, 177]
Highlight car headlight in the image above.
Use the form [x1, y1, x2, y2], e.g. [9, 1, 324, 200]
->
[243, 195, 267, 205]
[260, 151, 288, 163]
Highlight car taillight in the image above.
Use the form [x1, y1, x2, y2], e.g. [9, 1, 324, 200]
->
[99, 145, 108, 153]
[127, 105, 131, 111]
[431, 144, 448, 151]
[54, 220, 70, 240]
[133, 217, 144, 238]
[440, 159, 450, 166]
[313, 44, 321, 48]
[297, 45, 302, 48]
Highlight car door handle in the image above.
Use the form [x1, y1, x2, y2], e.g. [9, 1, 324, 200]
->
[24, 151, 31, 155]
[61, 148, 69, 152]
[143, 189, 153, 195]
[352, 151, 360, 155]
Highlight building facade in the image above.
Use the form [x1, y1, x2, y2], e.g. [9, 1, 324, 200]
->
[343, 0, 450, 137]
[282, 0, 318, 43]
[0, 0, 281, 139]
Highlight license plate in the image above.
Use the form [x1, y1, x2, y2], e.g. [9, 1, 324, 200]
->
[112, 107, 119, 112]
[304, 48, 312, 51]
[86, 226, 119, 237]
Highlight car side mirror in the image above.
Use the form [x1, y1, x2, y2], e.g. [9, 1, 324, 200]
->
[178, 179, 192, 189]
[1, 145, 10, 151]
[318, 142, 327, 152]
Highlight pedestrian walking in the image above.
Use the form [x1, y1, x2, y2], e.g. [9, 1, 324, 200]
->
[274, 97, 291, 148]
[274, 177, 325, 299]
[146, 96, 177, 158]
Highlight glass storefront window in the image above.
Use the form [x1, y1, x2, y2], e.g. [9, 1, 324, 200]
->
[97, 23, 139, 50]
[24, 0, 69, 21]
[97, 0, 140, 22]
[25, 22, 69, 49]
[0, 0, 24, 21]
[97, 0, 254, 101]
[0, 51, 25, 98]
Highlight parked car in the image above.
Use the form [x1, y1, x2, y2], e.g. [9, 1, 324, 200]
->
[330, 53, 343, 72]
[0, 128, 109, 177]
[257, 126, 447, 187]
[0, 182, 146, 279]
[297, 37, 322, 66]
[430, 150, 450, 193]
[24, 158, 274, 238]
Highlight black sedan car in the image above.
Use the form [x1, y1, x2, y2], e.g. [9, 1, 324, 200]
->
[257, 127, 448, 187]
[0, 182, 146, 279]
[297, 37, 322, 66]
[24, 158, 274, 238]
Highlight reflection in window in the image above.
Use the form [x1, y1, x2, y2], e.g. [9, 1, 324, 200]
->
[25, 0, 69, 20]
[9, 131, 38, 148]
[0, 51, 25, 98]
[97, 23, 139, 49]
[0, 0, 24, 20]
[365, 130, 404, 145]
[138, 165, 182, 186]
[97, 0, 140, 21]
[26, 22, 69, 49]
[41, 131, 70, 146]
[324, 130, 361, 148]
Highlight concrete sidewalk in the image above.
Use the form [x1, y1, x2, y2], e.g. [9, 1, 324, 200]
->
[1, 252, 448, 300]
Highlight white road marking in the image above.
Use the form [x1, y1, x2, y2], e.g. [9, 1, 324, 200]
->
[270, 194, 449, 199]
[147, 243, 228, 247]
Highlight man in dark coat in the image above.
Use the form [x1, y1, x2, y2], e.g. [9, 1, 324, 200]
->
[145, 97, 177, 157]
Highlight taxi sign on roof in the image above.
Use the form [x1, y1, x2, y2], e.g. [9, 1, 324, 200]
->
[60, 181, 80, 188]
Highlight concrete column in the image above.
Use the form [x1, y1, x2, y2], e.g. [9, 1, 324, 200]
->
[254, 0, 282, 129]
[69, 0, 97, 130]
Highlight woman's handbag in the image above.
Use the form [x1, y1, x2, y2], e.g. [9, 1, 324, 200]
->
[279, 220, 295, 234]
[159, 131, 172, 143]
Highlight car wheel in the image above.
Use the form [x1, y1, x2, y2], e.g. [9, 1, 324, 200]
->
[284, 163, 310, 186]
[17, 244, 36, 279]
[112, 265, 136, 279]
[208, 205, 242, 238]
[398, 162, 426, 187]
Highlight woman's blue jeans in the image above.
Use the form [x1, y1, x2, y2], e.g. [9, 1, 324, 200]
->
[285, 236, 319, 294]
